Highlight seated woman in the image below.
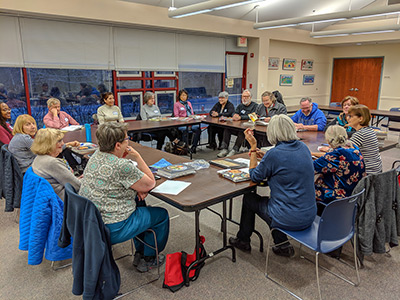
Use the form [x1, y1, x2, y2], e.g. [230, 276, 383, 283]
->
[324, 96, 359, 137]
[140, 92, 176, 150]
[229, 115, 317, 257]
[79, 122, 169, 272]
[0, 101, 12, 146]
[207, 91, 235, 150]
[97, 92, 124, 124]
[173, 89, 201, 153]
[313, 125, 366, 204]
[8, 115, 37, 174]
[43, 98, 79, 129]
[348, 104, 382, 175]
[31, 128, 81, 201]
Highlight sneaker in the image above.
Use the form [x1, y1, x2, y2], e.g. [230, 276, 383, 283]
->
[136, 254, 166, 273]
[132, 252, 143, 267]
[226, 149, 238, 157]
[217, 149, 229, 158]
[229, 237, 251, 252]
[272, 244, 295, 257]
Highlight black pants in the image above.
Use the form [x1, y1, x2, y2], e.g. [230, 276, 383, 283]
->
[154, 129, 177, 150]
[237, 192, 288, 245]
[207, 125, 224, 147]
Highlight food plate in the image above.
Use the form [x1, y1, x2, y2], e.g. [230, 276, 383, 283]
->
[71, 142, 98, 155]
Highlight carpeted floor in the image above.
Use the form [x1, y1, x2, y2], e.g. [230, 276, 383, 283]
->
[1, 132, 399, 300]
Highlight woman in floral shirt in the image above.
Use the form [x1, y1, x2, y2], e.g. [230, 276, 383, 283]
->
[313, 125, 366, 204]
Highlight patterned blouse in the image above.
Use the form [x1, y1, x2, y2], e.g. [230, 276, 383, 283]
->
[314, 146, 366, 204]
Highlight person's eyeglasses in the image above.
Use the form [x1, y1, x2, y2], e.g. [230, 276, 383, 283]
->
[1, 108, 11, 112]
[124, 137, 130, 141]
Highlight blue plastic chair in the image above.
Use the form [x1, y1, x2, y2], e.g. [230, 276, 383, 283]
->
[265, 189, 365, 300]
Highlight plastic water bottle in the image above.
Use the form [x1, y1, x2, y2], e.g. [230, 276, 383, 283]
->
[85, 124, 92, 142]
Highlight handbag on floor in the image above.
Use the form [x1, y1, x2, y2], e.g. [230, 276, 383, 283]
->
[163, 236, 206, 292]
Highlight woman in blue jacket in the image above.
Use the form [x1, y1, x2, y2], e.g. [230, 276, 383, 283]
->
[229, 114, 317, 257]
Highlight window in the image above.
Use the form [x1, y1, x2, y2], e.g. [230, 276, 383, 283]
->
[118, 92, 142, 120]
[27, 68, 112, 127]
[0, 67, 27, 124]
[155, 91, 176, 116]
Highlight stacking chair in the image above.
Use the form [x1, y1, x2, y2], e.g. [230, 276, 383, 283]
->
[62, 183, 160, 300]
[381, 107, 400, 132]
[265, 189, 365, 300]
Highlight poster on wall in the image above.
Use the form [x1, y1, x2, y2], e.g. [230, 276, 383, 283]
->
[279, 75, 293, 86]
[268, 57, 279, 70]
[303, 74, 315, 85]
[282, 58, 296, 70]
[301, 59, 314, 71]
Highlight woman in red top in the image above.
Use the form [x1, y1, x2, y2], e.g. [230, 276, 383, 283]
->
[0, 101, 13, 145]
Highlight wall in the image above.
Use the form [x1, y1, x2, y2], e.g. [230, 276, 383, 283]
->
[331, 43, 400, 110]
[266, 40, 332, 106]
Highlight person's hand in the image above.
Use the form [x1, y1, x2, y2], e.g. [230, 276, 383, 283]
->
[124, 145, 140, 159]
[50, 107, 58, 117]
[66, 141, 79, 147]
[137, 191, 148, 201]
[78, 174, 84, 179]
[318, 146, 329, 153]
[211, 111, 218, 117]
[232, 114, 241, 121]
[294, 123, 305, 130]
[244, 128, 257, 148]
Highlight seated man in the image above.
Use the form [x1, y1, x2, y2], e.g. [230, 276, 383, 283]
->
[229, 115, 316, 256]
[43, 98, 79, 129]
[291, 97, 326, 131]
[79, 122, 169, 272]
[217, 89, 258, 157]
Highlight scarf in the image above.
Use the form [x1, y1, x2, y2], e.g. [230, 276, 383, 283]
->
[179, 100, 193, 117]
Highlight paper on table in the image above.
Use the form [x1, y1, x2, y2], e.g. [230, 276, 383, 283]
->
[152, 180, 191, 195]
[61, 125, 83, 132]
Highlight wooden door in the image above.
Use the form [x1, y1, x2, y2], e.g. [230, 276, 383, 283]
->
[330, 57, 383, 109]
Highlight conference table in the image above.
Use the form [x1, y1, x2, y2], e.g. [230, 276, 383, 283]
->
[286, 104, 400, 127]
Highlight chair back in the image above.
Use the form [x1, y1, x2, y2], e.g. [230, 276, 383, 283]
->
[318, 189, 365, 248]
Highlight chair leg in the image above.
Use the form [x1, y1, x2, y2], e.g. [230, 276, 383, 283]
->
[315, 252, 322, 300]
[114, 229, 160, 299]
[352, 234, 360, 286]
[51, 260, 72, 271]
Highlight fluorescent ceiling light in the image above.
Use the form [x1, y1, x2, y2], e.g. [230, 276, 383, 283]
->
[352, 11, 400, 19]
[310, 24, 400, 38]
[169, 0, 265, 18]
[256, 24, 297, 30]
[254, 3, 400, 30]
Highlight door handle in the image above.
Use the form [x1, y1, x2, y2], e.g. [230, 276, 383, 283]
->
[349, 88, 354, 91]
[354, 88, 359, 91]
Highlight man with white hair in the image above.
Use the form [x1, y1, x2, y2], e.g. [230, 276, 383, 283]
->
[217, 89, 258, 157]
[43, 98, 79, 129]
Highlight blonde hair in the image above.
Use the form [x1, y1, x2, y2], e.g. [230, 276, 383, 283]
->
[341, 96, 359, 107]
[47, 98, 60, 108]
[267, 114, 299, 145]
[325, 125, 350, 148]
[348, 104, 371, 127]
[31, 128, 64, 155]
[12, 114, 37, 135]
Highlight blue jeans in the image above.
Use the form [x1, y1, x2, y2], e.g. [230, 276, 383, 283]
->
[106, 206, 170, 257]
[237, 192, 288, 246]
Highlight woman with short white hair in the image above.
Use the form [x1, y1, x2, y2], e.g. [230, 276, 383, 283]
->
[229, 114, 316, 257]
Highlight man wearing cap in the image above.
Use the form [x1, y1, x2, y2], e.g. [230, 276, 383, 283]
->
[217, 89, 258, 157]
[207, 91, 235, 150]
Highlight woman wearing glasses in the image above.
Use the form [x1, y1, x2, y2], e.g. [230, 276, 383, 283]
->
[31, 128, 81, 201]
[0, 101, 12, 146]
[347, 104, 382, 175]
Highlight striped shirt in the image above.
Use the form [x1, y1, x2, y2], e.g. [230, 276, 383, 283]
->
[350, 127, 382, 174]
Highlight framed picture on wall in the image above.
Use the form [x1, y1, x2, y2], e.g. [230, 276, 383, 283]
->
[282, 58, 296, 70]
[301, 59, 314, 71]
[279, 74, 293, 86]
[268, 57, 279, 70]
[303, 74, 315, 85]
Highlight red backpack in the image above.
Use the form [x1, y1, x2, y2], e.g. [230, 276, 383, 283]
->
[163, 236, 207, 292]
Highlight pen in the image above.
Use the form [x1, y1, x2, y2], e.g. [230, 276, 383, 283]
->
[321, 143, 329, 146]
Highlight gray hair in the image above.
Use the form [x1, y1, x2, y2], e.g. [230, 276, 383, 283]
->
[243, 89, 252, 98]
[218, 91, 229, 99]
[261, 91, 276, 103]
[47, 98, 60, 108]
[267, 114, 299, 145]
[143, 92, 154, 104]
[300, 97, 312, 104]
[96, 122, 128, 153]
[325, 125, 349, 148]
